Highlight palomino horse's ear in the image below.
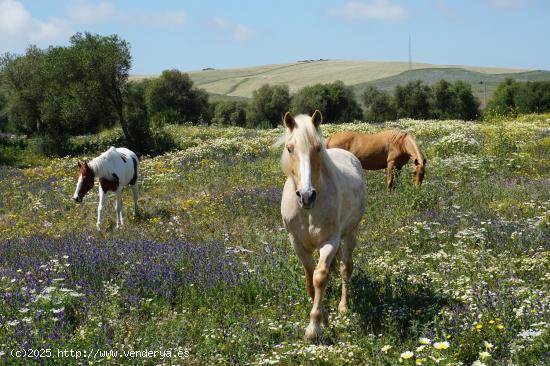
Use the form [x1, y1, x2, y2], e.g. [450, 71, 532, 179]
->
[284, 112, 296, 131]
[77, 162, 82, 168]
[311, 110, 322, 128]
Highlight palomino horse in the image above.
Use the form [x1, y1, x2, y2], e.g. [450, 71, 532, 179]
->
[280, 110, 366, 341]
[73, 147, 139, 230]
[326, 129, 426, 191]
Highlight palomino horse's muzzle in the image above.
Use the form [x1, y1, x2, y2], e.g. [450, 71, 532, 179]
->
[296, 189, 317, 209]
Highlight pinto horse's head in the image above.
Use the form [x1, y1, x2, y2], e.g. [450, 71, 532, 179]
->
[281, 110, 324, 210]
[413, 157, 427, 186]
[73, 162, 95, 202]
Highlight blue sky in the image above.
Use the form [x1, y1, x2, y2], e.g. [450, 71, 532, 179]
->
[1, 0, 549, 74]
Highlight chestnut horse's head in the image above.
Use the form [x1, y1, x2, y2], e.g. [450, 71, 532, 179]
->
[413, 156, 426, 186]
[281, 110, 324, 209]
[73, 162, 95, 202]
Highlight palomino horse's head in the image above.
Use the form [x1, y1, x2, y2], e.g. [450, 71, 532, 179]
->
[413, 157, 426, 186]
[281, 110, 324, 209]
[73, 162, 95, 202]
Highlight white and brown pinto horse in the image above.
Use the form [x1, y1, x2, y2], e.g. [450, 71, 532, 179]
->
[280, 110, 366, 341]
[326, 129, 426, 191]
[73, 147, 139, 230]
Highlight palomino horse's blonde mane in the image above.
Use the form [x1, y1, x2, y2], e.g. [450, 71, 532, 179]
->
[279, 114, 336, 178]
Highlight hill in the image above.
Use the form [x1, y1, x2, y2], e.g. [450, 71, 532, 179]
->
[130, 60, 550, 108]
[130, 60, 533, 98]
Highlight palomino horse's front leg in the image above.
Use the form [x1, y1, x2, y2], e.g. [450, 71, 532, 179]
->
[290, 235, 315, 299]
[338, 230, 357, 314]
[305, 240, 338, 342]
[115, 190, 124, 228]
[97, 189, 107, 231]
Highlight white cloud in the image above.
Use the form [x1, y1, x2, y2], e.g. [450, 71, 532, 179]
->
[67, 1, 115, 23]
[0, 0, 70, 53]
[329, 0, 407, 21]
[213, 17, 254, 41]
[488, 0, 530, 7]
[124, 10, 186, 28]
[0, 0, 188, 54]
[68, 1, 186, 27]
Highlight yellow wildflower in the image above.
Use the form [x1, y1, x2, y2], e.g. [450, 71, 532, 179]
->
[381, 345, 392, 353]
[433, 341, 450, 350]
[419, 337, 431, 345]
[479, 351, 491, 359]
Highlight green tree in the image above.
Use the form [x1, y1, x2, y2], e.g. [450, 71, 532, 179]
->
[394, 81, 432, 119]
[212, 100, 247, 127]
[1, 46, 47, 134]
[69, 33, 132, 138]
[433, 79, 454, 119]
[361, 85, 396, 122]
[247, 84, 290, 128]
[486, 78, 520, 116]
[1, 33, 130, 139]
[292, 81, 362, 123]
[450, 81, 480, 120]
[124, 80, 151, 154]
[145, 70, 210, 126]
[0, 88, 7, 131]
[515, 81, 550, 114]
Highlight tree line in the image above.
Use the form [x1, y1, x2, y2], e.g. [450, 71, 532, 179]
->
[1, 33, 550, 156]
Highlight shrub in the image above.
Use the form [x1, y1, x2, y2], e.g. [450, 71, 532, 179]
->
[395, 81, 433, 119]
[361, 85, 396, 122]
[485, 78, 520, 117]
[145, 70, 210, 126]
[212, 100, 248, 127]
[292, 81, 362, 123]
[246, 84, 290, 128]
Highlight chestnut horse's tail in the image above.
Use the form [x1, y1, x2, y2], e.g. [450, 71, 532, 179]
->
[324, 135, 332, 148]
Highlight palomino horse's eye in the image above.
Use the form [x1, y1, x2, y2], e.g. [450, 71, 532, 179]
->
[287, 145, 294, 153]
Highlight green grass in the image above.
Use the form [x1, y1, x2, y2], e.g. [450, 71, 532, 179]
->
[1, 114, 549, 365]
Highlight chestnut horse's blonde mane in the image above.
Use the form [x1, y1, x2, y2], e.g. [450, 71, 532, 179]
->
[391, 129, 424, 163]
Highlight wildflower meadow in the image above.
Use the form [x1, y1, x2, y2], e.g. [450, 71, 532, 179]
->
[1, 114, 549, 365]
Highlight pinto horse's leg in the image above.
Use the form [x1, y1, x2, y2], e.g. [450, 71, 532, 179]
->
[290, 235, 315, 300]
[115, 190, 124, 229]
[97, 189, 106, 231]
[305, 239, 338, 342]
[338, 230, 357, 314]
[131, 184, 138, 217]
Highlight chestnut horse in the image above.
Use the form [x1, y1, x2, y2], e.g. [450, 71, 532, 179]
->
[279, 110, 366, 341]
[326, 129, 426, 191]
[73, 147, 139, 230]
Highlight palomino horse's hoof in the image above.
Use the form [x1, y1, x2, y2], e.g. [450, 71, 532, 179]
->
[304, 322, 323, 343]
